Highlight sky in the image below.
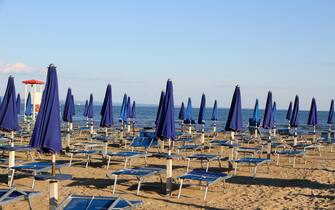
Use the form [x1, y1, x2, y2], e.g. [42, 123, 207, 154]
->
[0, 0, 334, 110]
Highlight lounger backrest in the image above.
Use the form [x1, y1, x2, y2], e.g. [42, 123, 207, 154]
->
[130, 137, 152, 149]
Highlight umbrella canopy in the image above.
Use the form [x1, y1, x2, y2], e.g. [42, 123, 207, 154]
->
[29, 64, 61, 153]
[198, 93, 206, 124]
[0, 76, 19, 132]
[155, 91, 165, 125]
[225, 86, 243, 132]
[262, 91, 273, 129]
[178, 102, 185, 121]
[290, 95, 299, 128]
[327, 100, 334, 125]
[100, 84, 113, 128]
[271, 101, 277, 125]
[286, 102, 293, 121]
[131, 101, 136, 120]
[211, 100, 218, 121]
[62, 88, 74, 123]
[252, 99, 260, 122]
[71, 95, 75, 116]
[307, 98, 318, 126]
[184, 98, 194, 124]
[126, 96, 132, 121]
[119, 93, 128, 122]
[16, 94, 21, 115]
[87, 94, 94, 119]
[25, 92, 32, 116]
[83, 100, 89, 117]
[155, 80, 176, 140]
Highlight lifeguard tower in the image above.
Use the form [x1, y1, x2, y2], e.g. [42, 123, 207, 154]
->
[22, 79, 45, 121]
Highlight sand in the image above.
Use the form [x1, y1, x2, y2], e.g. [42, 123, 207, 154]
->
[1, 131, 335, 210]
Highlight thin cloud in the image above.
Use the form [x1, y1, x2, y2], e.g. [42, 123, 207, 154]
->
[0, 60, 41, 74]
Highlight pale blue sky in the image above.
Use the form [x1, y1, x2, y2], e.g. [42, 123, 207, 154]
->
[0, 0, 334, 110]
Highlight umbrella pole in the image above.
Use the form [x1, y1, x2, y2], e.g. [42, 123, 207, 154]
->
[267, 130, 271, 159]
[49, 153, 58, 210]
[120, 122, 124, 139]
[90, 119, 93, 134]
[166, 139, 173, 195]
[288, 120, 291, 129]
[230, 131, 235, 144]
[201, 124, 205, 144]
[294, 128, 298, 146]
[8, 131, 15, 186]
[328, 124, 331, 140]
[273, 123, 276, 137]
[188, 124, 192, 135]
[66, 122, 70, 149]
[313, 125, 316, 143]
[254, 126, 258, 138]
[86, 117, 88, 127]
[127, 121, 131, 133]
[213, 121, 216, 133]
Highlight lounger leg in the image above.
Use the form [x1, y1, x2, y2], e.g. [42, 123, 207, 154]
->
[186, 159, 191, 172]
[9, 169, 15, 187]
[293, 156, 296, 168]
[124, 158, 128, 168]
[86, 155, 90, 168]
[206, 161, 210, 172]
[177, 179, 183, 199]
[27, 194, 34, 210]
[112, 175, 118, 194]
[276, 154, 280, 166]
[204, 184, 209, 201]
[137, 178, 142, 195]
[234, 162, 237, 175]
[69, 154, 73, 167]
[106, 156, 111, 170]
[253, 166, 257, 178]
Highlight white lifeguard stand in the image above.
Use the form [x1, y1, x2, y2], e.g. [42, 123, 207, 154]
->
[22, 79, 45, 121]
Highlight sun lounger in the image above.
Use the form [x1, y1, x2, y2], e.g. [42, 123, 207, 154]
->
[231, 158, 271, 178]
[0, 187, 41, 210]
[275, 150, 305, 167]
[109, 167, 164, 195]
[67, 149, 100, 168]
[186, 154, 223, 172]
[177, 144, 204, 154]
[293, 143, 323, 156]
[235, 147, 262, 159]
[56, 194, 143, 210]
[177, 170, 231, 200]
[9, 161, 68, 188]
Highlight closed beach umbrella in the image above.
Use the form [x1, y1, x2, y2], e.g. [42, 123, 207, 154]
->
[327, 100, 334, 125]
[119, 93, 128, 123]
[87, 94, 94, 119]
[100, 84, 113, 128]
[83, 100, 89, 117]
[25, 92, 32, 116]
[184, 97, 194, 124]
[29, 64, 61, 206]
[307, 98, 318, 135]
[126, 96, 132, 122]
[178, 102, 185, 121]
[198, 93, 206, 125]
[286, 102, 292, 121]
[262, 91, 273, 129]
[71, 95, 75, 116]
[62, 88, 73, 123]
[16, 94, 20, 115]
[211, 100, 218, 121]
[271, 102, 277, 126]
[131, 101, 136, 120]
[225, 86, 243, 137]
[290, 95, 299, 128]
[155, 79, 176, 195]
[252, 99, 260, 124]
[155, 91, 165, 125]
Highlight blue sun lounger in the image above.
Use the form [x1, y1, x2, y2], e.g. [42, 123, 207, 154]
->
[177, 144, 204, 154]
[231, 158, 271, 178]
[177, 170, 231, 200]
[68, 149, 100, 168]
[109, 167, 164, 195]
[56, 194, 143, 210]
[0, 188, 41, 210]
[276, 150, 305, 167]
[186, 154, 223, 172]
[9, 161, 68, 188]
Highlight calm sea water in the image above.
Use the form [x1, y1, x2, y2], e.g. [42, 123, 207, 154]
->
[60, 105, 330, 133]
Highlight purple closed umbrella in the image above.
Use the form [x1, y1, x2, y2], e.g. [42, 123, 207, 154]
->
[126, 97, 132, 122]
[71, 95, 75, 116]
[83, 100, 89, 117]
[290, 95, 299, 128]
[286, 102, 292, 121]
[155, 79, 176, 195]
[327, 100, 334, 125]
[131, 101, 136, 120]
[0, 76, 19, 132]
[16, 94, 21, 115]
[62, 88, 73, 123]
[211, 100, 218, 121]
[155, 91, 165, 125]
[307, 98, 318, 135]
[178, 102, 185, 121]
[87, 94, 94, 119]
[197, 93, 206, 125]
[262, 91, 273, 129]
[100, 84, 113, 128]
[225, 86, 243, 135]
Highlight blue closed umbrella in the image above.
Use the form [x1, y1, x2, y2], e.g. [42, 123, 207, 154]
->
[126, 97, 132, 122]
[83, 100, 89, 117]
[184, 98, 194, 124]
[262, 91, 273, 129]
[16, 94, 21, 115]
[271, 101, 277, 126]
[119, 94, 128, 122]
[290, 95, 299, 128]
[131, 101, 136, 120]
[0, 76, 19, 132]
[198, 93, 206, 124]
[225, 86, 243, 133]
[29, 64, 61, 154]
[155, 91, 165, 125]
[155, 80, 176, 195]
[286, 102, 292, 121]
[100, 84, 113, 128]
[307, 98, 318, 126]
[25, 92, 32, 116]
[87, 94, 94, 119]
[178, 102, 185, 121]
[327, 100, 334, 125]
[62, 88, 73, 123]
[71, 95, 75, 116]
[211, 100, 218, 121]
[253, 99, 260, 123]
